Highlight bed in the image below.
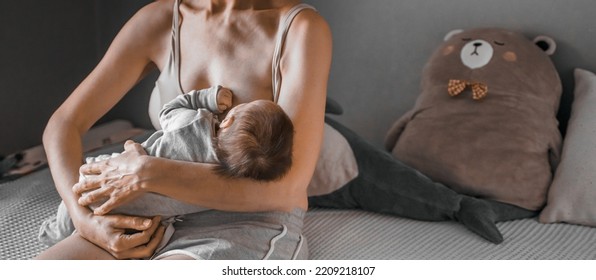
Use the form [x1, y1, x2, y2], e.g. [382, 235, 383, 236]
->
[2, 157, 596, 260]
[3, 0, 596, 260]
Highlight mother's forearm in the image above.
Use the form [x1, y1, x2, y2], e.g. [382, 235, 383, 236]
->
[143, 156, 302, 212]
[42, 116, 94, 227]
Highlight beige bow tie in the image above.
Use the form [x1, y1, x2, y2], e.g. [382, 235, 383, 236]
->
[448, 79, 488, 100]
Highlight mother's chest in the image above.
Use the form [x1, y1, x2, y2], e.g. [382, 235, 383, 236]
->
[178, 35, 277, 103]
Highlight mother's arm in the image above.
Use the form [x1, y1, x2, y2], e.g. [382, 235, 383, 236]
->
[42, 2, 170, 258]
[78, 10, 332, 214]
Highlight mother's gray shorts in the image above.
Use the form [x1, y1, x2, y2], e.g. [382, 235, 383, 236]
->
[152, 208, 307, 260]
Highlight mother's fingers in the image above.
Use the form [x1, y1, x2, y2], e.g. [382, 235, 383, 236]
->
[109, 214, 157, 231]
[117, 224, 166, 260]
[72, 177, 102, 195]
[141, 223, 166, 252]
[92, 195, 121, 215]
[111, 216, 160, 251]
[104, 215, 165, 259]
[77, 186, 112, 207]
[120, 216, 161, 245]
[79, 161, 106, 176]
[124, 140, 147, 155]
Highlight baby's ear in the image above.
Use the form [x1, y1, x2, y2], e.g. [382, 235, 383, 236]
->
[219, 115, 235, 129]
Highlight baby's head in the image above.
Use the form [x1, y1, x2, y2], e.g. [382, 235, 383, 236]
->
[214, 100, 294, 181]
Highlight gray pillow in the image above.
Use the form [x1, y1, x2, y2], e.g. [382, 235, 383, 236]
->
[539, 68, 596, 226]
[307, 123, 359, 196]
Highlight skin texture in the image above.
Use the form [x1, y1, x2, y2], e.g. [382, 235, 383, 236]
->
[36, 0, 331, 259]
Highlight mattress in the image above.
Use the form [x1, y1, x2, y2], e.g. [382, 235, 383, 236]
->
[1, 150, 595, 260]
[305, 208, 596, 260]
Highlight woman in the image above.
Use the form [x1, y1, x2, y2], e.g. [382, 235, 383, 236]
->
[36, 0, 331, 260]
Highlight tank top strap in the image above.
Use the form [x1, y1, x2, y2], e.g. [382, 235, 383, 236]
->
[271, 3, 317, 103]
[148, 0, 184, 129]
[172, 0, 184, 94]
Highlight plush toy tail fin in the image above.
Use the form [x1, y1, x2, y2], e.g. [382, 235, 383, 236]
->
[486, 199, 539, 222]
[325, 97, 343, 115]
[455, 196, 503, 244]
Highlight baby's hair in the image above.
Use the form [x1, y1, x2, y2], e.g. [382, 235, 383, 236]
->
[214, 100, 294, 181]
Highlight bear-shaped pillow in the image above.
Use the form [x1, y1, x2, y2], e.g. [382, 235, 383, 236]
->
[385, 28, 562, 211]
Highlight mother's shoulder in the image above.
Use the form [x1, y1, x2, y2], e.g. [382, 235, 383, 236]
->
[132, 0, 175, 28]
[118, 0, 175, 63]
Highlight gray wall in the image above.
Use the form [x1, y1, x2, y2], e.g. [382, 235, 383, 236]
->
[3, 0, 596, 155]
[95, 0, 157, 130]
[0, 0, 152, 156]
[304, 0, 596, 148]
[0, 1, 97, 156]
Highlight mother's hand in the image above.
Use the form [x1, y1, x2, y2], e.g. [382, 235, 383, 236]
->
[74, 140, 150, 215]
[78, 214, 166, 259]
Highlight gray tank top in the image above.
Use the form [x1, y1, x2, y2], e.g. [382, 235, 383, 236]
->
[148, 0, 316, 129]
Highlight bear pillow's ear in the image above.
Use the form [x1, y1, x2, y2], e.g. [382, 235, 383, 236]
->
[533, 35, 556, 56]
[444, 29, 463, 41]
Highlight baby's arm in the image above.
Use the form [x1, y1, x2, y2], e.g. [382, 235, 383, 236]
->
[159, 85, 232, 129]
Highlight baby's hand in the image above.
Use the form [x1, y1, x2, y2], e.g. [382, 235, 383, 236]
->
[217, 87, 233, 111]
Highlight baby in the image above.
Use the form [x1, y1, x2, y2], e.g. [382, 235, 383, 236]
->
[39, 85, 294, 246]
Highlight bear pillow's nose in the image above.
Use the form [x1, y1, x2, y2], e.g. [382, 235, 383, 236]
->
[461, 39, 493, 69]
